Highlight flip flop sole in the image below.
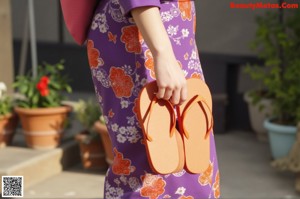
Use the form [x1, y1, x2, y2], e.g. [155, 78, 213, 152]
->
[178, 78, 213, 174]
[137, 81, 184, 174]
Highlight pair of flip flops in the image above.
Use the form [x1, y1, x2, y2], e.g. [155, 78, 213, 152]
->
[137, 78, 213, 174]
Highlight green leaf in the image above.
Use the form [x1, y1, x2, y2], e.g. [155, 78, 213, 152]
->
[32, 94, 39, 105]
[65, 85, 72, 93]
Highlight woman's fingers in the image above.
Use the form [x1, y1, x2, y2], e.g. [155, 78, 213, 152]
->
[156, 86, 165, 99]
[156, 80, 187, 105]
[179, 84, 187, 105]
[163, 88, 173, 100]
[172, 80, 187, 105]
[156, 86, 173, 100]
[170, 87, 181, 105]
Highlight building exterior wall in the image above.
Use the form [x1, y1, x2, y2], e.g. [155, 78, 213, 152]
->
[0, 0, 14, 92]
[11, 0, 272, 56]
[195, 0, 268, 56]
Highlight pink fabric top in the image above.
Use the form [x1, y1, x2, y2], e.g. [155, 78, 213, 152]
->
[60, 0, 100, 45]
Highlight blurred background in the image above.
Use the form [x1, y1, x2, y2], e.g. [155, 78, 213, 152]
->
[0, 0, 300, 198]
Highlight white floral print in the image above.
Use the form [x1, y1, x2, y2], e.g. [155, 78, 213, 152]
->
[116, 126, 142, 144]
[105, 182, 124, 199]
[175, 187, 186, 195]
[167, 25, 179, 36]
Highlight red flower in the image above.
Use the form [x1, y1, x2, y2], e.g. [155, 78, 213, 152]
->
[40, 76, 50, 84]
[36, 81, 47, 90]
[36, 76, 50, 97]
[40, 89, 49, 97]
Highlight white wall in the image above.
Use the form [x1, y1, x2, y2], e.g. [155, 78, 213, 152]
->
[11, 0, 275, 56]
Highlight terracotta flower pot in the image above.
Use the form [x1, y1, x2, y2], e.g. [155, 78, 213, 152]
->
[15, 106, 71, 149]
[0, 113, 18, 148]
[94, 121, 113, 165]
[75, 131, 108, 170]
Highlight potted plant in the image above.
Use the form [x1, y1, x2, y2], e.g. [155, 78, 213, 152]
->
[246, 10, 300, 159]
[94, 115, 113, 166]
[0, 82, 18, 148]
[74, 99, 108, 170]
[13, 61, 72, 149]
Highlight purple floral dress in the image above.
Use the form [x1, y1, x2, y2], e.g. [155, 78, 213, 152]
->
[86, 0, 220, 198]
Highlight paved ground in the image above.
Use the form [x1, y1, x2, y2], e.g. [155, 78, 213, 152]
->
[19, 131, 300, 199]
[22, 165, 106, 199]
[217, 131, 299, 199]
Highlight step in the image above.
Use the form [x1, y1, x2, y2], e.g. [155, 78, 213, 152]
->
[0, 118, 83, 192]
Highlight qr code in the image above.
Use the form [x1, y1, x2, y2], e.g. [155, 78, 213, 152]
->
[1, 176, 24, 198]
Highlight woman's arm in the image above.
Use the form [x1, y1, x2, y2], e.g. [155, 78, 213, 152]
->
[131, 7, 187, 105]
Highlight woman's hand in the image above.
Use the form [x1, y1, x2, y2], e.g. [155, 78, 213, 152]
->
[154, 51, 187, 105]
[131, 6, 188, 105]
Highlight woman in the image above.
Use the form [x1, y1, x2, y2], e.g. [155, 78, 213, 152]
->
[86, 0, 220, 198]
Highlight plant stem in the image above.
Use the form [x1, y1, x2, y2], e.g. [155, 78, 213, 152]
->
[278, 0, 285, 80]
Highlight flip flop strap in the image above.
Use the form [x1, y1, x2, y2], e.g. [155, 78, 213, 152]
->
[181, 95, 214, 139]
[144, 96, 176, 142]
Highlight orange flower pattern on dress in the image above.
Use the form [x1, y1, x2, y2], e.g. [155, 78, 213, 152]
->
[184, 53, 189, 60]
[191, 72, 201, 79]
[198, 162, 213, 186]
[108, 31, 117, 44]
[108, 109, 114, 118]
[178, 1, 192, 21]
[121, 25, 143, 54]
[87, 40, 104, 68]
[179, 196, 194, 199]
[136, 61, 141, 68]
[144, 49, 156, 79]
[140, 173, 166, 199]
[112, 148, 135, 175]
[109, 67, 134, 98]
[132, 98, 139, 116]
[213, 170, 221, 198]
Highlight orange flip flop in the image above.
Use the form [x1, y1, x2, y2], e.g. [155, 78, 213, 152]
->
[137, 81, 184, 174]
[177, 78, 213, 174]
